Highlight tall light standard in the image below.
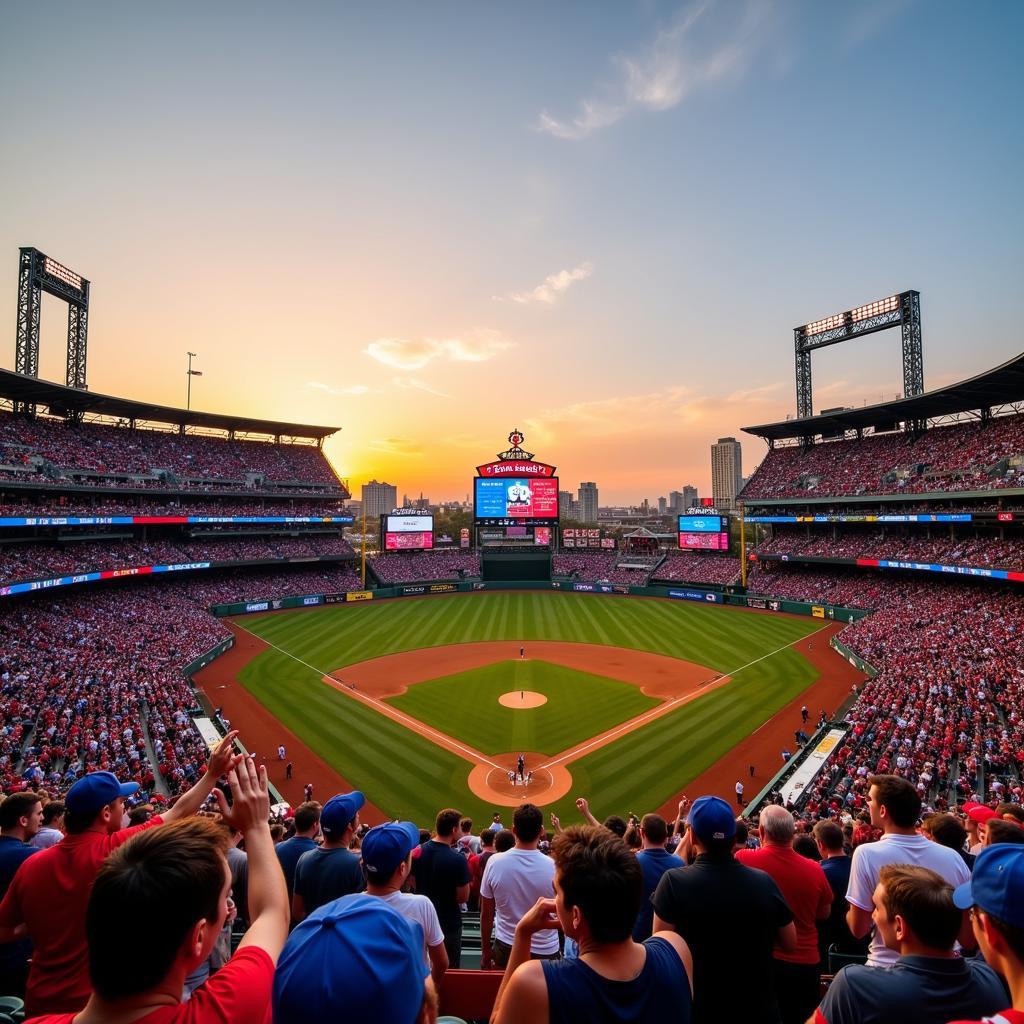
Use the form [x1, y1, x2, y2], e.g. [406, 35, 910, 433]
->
[186, 351, 203, 410]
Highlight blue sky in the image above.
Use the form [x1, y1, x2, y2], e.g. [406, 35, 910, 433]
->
[0, 1, 1021, 501]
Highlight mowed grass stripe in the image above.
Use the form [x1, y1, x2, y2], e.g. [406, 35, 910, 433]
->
[387, 660, 659, 756]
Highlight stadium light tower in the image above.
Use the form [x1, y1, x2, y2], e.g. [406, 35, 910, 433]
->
[186, 351, 202, 410]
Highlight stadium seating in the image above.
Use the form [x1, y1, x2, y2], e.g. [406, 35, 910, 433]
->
[369, 551, 482, 584]
[650, 551, 740, 585]
[741, 412, 1024, 500]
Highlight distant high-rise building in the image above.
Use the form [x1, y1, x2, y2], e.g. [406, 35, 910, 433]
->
[669, 491, 683, 512]
[362, 480, 398, 521]
[658, 496, 667, 515]
[569, 499, 582, 520]
[682, 485, 698, 508]
[711, 438, 742, 511]
[559, 490, 574, 518]
[578, 482, 599, 523]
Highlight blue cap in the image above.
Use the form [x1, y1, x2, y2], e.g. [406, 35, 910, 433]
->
[320, 791, 365, 838]
[953, 843, 1024, 928]
[362, 821, 420, 878]
[688, 796, 736, 845]
[65, 771, 140, 819]
[273, 893, 428, 1024]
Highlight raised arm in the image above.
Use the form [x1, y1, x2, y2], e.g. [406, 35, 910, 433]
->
[162, 731, 242, 824]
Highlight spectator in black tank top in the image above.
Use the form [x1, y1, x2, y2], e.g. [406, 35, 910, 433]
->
[491, 825, 693, 1024]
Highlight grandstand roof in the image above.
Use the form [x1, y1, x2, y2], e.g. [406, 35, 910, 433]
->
[743, 351, 1024, 442]
[0, 369, 339, 439]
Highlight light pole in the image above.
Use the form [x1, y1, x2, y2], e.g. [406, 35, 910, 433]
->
[186, 352, 203, 410]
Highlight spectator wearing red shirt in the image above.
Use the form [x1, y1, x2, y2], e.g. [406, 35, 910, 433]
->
[736, 805, 833, 1024]
[468, 827, 496, 909]
[0, 732, 241, 1017]
[25, 754, 289, 1024]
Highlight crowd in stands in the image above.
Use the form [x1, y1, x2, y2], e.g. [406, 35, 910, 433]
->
[756, 527, 1024, 569]
[746, 565, 1024, 815]
[370, 551, 481, 584]
[651, 551, 740, 585]
[0, 534, 354, 585]
[0, 412, 344, 490]
[552, 552, 655, 584]
[1, 770, 1023, 1024]
[742, 413, 1024, 500]
[0, 497, 349, 519]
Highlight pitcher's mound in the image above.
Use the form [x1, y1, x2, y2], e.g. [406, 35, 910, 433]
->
[499, 691, 547, 708]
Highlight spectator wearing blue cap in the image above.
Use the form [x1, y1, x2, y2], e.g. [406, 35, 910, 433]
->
[362, 821, 449, 985]
[492, 825, 693, 1024]
[652, 796, 795, 1024]
[273, 893, 437, 1024]
[22, 754, 289, 1024]
[0, 730, 242, 1017]
[948, 844, 1024, 1024]
[292, 791, 365, 923]
[812, 863, 1005, 1024]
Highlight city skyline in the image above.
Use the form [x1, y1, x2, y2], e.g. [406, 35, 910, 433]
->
[1, 3, 1021, 502]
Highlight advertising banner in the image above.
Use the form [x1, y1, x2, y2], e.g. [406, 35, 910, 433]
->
[747, 597, 767, 609]
[460, 528, 470, 549]
[534, 527, 552, 546]
[385, 532, 434, 550]
[245, 601, 270, 613]
[667, 589, 721, 603]
[812, 605, 825, 618]
[345, 591, 374, 602]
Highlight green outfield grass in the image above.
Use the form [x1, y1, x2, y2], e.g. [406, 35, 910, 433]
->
[232, 591, 825, 824]
[385, 660, 659, 756]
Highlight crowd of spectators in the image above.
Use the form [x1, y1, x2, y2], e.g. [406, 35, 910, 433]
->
[742, 412, 1024, 500]
[369, 551, 481, 584]
[552, 552, 655, 584]
[756, 526, 1024, 569]
[651, 551, 741, 585]
[746, 564, 1024, 815]
[0, 534, 354, 585]
[0, 496, 350, 519]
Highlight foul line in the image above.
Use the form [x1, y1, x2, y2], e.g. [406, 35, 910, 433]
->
[230, 622, 506, 771]
[537, 623, 833, 770]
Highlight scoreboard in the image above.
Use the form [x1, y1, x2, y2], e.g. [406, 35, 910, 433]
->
[474, 477, 559, 526]
[678, 514, 730, 551]
[381, 513, 434, 551]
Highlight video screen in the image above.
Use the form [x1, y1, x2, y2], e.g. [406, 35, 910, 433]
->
[382, 514, 434, 551]
[677, 515, 727, 533]
[534, 527, 552, 546]
[474, 477, 559, 525]
[679, 531, 730, 551]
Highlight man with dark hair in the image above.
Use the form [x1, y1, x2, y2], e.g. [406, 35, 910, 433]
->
[292, 791, 364, 922]
[469, 828, 496, 910]
[737, 805, 832, 1024]
[481, 803, 558, 969]
[984, 820, 1024, 847]
[846, 775, 971, 968]
[0, 731, 241, 1017]
[633, 813, 682, 941]
[923, 811, 974, 869]
[492, 825, 693, 1023]
[950, 844, 1024, 1024]
[30, 802, 64, 851]
[0, 792, 42, 997]
[653, 796, 795, 1024]
[813, 819, 867, 966]
[457, 815, 479, 857]
[812, 864, 1004, 1024]
[274, 800, 321, 899]
[411, 808, 471, 969]
[27, 756, 289, 1023]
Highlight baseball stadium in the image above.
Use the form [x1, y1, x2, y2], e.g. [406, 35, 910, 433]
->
[0, 250, 1022, 1022]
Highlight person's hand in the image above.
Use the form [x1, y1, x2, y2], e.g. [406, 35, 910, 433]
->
[550, 813, 561, 832]
[212, 756, 270, 836]
[575, 797, 589, 815]
[207, 730, 242, 779]
[677, 797, 690, 820]
[515, 898, 559, 937]
[481, 948, 495, 970]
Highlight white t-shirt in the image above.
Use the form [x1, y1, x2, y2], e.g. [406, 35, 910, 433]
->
[378, 890, 446, 968]
[480, 847, 558, 953]
[847, 832, 971, 967]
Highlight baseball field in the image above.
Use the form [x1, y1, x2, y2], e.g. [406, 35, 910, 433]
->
[196, 591, 854, 827]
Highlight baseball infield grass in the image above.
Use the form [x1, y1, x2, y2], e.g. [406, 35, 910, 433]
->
[386, 661, 659, 756]
[233, 592, 823, 824]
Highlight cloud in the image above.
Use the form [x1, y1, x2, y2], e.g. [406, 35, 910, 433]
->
[535, 1, 779, 140]
[307, 381, 374, 396]
[393, 377, 450, 399]
[509, 263, 594, 305]
[364, 331, 512, 369]
[366, 437, 423, 456]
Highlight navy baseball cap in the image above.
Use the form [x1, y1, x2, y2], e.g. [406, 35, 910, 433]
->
[273, 893, 428, 1024]
[320, 791, 365, 838]
[66, 771, 140, 819]
[953, 844, 1024, 928]
[688, 796, 736, 845]
[362, 821, 420, 878]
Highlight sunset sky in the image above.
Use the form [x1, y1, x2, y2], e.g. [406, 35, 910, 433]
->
[1, 2, 1022, 503]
